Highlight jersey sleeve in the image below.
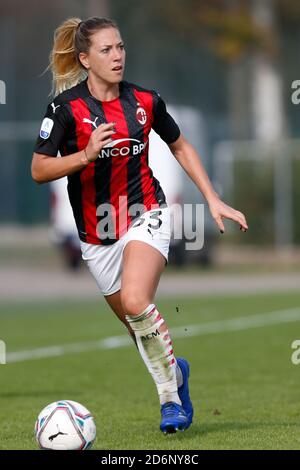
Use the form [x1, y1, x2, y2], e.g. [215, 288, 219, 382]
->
[33, 102, 71, 157]
[152, 92, 180, 144]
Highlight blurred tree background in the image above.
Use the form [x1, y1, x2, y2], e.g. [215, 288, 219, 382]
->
[0, 0, 299, 246]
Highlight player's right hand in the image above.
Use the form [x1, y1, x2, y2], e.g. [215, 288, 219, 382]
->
[85, 122, 116, 161]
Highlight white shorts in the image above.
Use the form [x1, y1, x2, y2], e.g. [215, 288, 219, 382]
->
[80, 207, 171, 296]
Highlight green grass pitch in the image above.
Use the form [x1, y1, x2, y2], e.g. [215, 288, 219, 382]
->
[0, 291, 300, 450]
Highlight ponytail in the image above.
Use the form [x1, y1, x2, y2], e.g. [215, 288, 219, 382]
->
[48, 16, 119, 97]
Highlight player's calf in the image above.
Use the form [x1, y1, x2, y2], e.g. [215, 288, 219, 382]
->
[126, 304, 181, 406]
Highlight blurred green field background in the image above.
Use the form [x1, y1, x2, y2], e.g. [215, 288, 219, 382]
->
[0, 291, 299, 450]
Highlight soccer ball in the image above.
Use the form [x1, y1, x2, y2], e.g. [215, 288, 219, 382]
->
[35, 400, 96, 450]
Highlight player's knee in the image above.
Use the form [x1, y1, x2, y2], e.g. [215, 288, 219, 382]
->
[121, 291, 151, 317]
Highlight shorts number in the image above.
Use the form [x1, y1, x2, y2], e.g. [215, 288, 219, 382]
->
[148, 210, 162, 230]
[131, 210, 162, 231]
[131, 215, 146, 228]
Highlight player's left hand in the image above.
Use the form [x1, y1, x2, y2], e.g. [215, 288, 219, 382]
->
[208, 196, 248, 234]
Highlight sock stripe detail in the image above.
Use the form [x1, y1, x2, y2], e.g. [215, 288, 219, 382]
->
[125, 303, 180, 405]
[154, 313, 162, 322]
[145, 306, 157, 318]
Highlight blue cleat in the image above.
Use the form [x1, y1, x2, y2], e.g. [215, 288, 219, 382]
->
[176, 357, 194, 428]
[160, 402, 189, 434]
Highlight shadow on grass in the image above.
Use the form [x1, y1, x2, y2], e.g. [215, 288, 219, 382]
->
[187, 421, 300, 437]
[153, 420, 300, 445]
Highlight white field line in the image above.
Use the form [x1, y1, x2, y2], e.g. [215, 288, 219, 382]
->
[5, 307, 300, 364]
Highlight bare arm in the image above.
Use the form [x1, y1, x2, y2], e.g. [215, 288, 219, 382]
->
[32, 150, 89, 183]
[168, 134, 248, 233]
[31, 122, 116, 184]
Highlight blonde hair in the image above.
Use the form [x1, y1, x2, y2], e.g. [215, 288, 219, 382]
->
[48, 16, 119, 97]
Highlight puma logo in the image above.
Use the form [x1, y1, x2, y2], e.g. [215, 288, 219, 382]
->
[51, 102, 61, 114]
[83, 116, 99, 129]
[48, 425, 68, 441]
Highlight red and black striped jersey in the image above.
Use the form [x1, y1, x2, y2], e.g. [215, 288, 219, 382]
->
[34, 79, 180, 245]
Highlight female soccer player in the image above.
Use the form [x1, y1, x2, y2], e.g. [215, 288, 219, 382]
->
[31, 17, 248, 434]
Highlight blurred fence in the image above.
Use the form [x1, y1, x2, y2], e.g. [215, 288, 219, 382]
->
[1, 121, 300, 250]
[0, 122, 49, 224]
[213, 139, 300, 247]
